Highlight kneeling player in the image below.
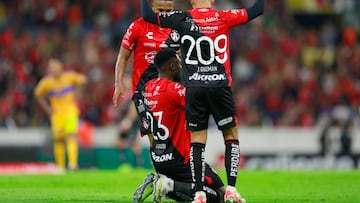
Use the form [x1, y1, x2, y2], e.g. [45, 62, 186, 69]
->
[133, 48, 225, 203]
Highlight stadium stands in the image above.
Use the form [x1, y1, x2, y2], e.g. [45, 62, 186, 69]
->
[0, 0, 359, 128]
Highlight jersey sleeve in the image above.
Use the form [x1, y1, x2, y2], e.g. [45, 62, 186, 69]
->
[223, 9, 249, 28]
[121, 21, 139, 50]
[68, 72, 86, 85]
[34, 79, 49, 97]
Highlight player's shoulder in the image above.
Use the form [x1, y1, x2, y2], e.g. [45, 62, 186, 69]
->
[147, 78, 183, 88]
[39, 74, 53, 83]
[167, 80, 184, 89]
[134, 18, 157, 27]
[126, 18, 145, 31]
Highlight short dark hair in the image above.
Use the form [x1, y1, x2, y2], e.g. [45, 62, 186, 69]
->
[154, 48, 177, 70]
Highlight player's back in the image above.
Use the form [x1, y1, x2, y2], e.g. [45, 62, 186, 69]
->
[157, 7, 248, 87]
[144, 78, 190, 165]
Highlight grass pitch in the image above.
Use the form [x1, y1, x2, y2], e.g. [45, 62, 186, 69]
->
[0, 168, 359, 203]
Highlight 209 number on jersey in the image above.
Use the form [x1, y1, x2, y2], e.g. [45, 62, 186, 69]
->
[181, 34, 227, 65]
[146, 111, 169, 140]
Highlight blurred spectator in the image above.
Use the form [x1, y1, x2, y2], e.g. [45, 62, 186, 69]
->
[0, 0, 359, 129]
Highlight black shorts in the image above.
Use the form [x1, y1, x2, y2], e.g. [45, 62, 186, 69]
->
[155, 162, 224, 190]
[186, 87, 237, 131]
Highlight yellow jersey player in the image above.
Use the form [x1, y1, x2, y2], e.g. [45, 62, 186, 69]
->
[34, 58, 87, 171]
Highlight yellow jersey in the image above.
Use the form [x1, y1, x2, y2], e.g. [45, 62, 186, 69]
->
[34, 71, 86, 116]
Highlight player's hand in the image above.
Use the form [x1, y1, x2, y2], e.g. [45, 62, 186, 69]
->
[113, 84, 125, 107]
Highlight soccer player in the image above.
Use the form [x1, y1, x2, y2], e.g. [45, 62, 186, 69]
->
[141, 0, 266, 202]
[34, 58, 86, 171]
[112, 0, 180, 167]
[138, 48, 225, 203]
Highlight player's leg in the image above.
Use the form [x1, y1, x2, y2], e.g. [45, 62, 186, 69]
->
[152, 173, 222, 203]
[65, 115, 79, 171]
[204, 163, 225, 203]
[128, 118, 144, 167]
[210, 87, 245, 203]
[186, 87, 211, 203]
[133, 172, 155, 202]
[51, 114, 66, 170]
[222, 127, 245, 203]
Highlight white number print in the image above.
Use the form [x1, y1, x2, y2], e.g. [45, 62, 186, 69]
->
[181, 34, 227, 65]
[146, 111, 169, 140]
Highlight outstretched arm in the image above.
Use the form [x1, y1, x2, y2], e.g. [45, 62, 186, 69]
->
[113, 46, 132, 107]
[246, 0, 265, 21]
[141, 0, 158, 24]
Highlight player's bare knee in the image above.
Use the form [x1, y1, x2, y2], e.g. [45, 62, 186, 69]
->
[222, 126, 238, 141]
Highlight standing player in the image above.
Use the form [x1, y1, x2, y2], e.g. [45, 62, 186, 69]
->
[141, 0, 266, 202]
[34, 58, 87, 171]
[112, 0, 180, 167]
[143, 48, 225, 203]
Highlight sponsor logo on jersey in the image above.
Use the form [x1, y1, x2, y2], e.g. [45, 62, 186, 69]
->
[143, 42, 156, 47]
[145, 51, 157, 64]
[189, 73, 226, 81]
[137, 99, 145, 113]
[155, 143, 166, 150]
[151, 152, 174, 162]
[159, 43, 168, 48]
[193, 16, 219, 23]
[218, 116, 233, 126]
[188, 122, 197, 127]
[200, 26, 219, 32]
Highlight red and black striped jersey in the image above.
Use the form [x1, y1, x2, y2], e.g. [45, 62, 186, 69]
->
[121, 18, 180, 93]
[144, 78, 189, 166]
[156, 8, 248, 87]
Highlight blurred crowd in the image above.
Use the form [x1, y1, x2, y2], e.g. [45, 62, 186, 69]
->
[0, 0, 359, 128]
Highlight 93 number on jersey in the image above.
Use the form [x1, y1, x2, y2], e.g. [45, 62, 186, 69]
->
[146, 111, 169, 140]
[181, 34, 228, 65]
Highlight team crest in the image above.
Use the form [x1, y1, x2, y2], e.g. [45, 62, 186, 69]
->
[170, 30, 180, 42]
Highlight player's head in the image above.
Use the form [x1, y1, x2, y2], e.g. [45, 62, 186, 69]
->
[190, 0, 214, 8]
[48, 58, 63, 78]
[154, 48, 182, 82]
[152, 0, 174, 13]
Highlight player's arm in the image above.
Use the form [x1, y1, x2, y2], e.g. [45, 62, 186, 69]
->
[34, 81, 52, 116]
[141, 0, 158, 24]
[141, 0, 159, 25]
[246, 0, 266, 21]
[113, 46, 132, 107]
[35, 96, 52, 116]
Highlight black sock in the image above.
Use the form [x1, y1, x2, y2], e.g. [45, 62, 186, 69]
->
[225, 139, 240, 186]
[190, 143, 206, 192]
[167, 181, 192, 201]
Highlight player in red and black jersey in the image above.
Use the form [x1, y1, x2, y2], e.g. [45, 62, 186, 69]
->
[142, 0, 266, 202]
[112, 0, 180, 167]
[145, 48, 225, 203]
